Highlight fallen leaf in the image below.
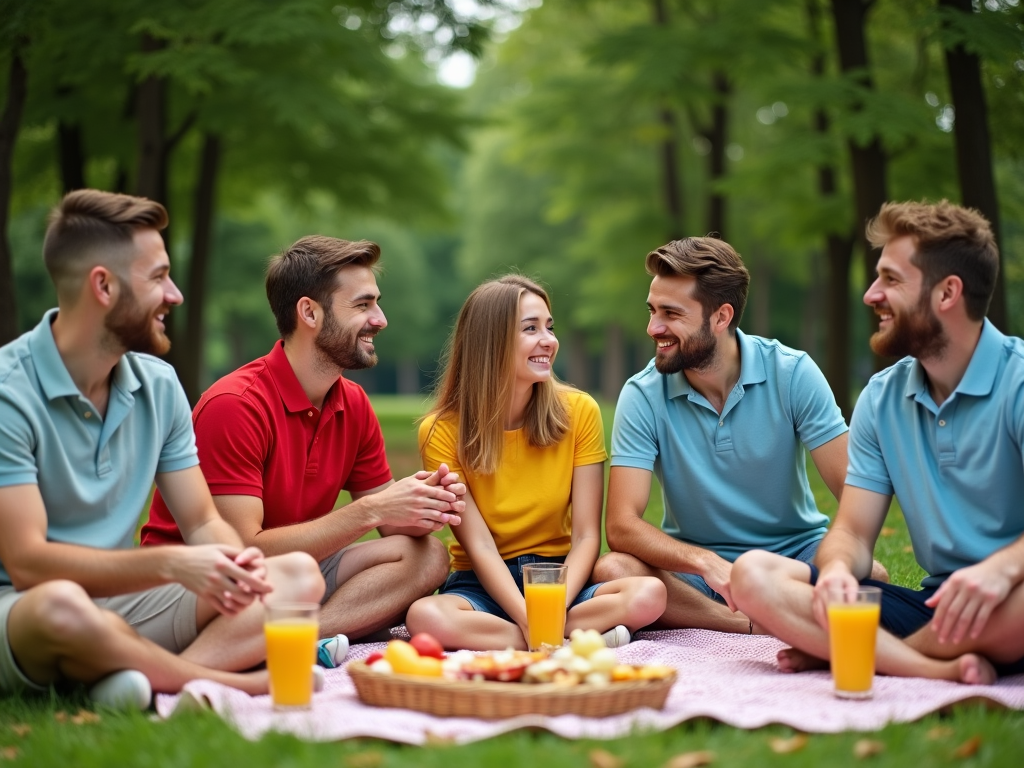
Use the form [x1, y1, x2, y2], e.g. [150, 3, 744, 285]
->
[70, 709, 101, 725]
[769, 734, 808, 754]
[346, 751, 383, 768]
[53, 711, 68, 723]
[952, 735, 981, 758]
[880, 527, 897, 537]
[9, 725, 30, 738]
[663, 750, 715, 768]
[926, 725, 954, 740]
[0, 747, 18, 761]
[423, 732, 455, 746]
[589, 749, 625, 768]
[853, 740, 885, 759]
[902, 546, 914, 553]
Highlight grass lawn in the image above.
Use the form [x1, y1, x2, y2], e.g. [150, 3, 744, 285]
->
[1, 395, 1020, 766]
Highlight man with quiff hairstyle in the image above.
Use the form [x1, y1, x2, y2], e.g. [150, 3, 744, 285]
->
[143, 234, 465, 653]
[594, 236, 878, 633]
[732, 200, 1024, 684]
[0, 190, 324, 707]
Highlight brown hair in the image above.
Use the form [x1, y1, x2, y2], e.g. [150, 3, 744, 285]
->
[43, 189, 168, 299]
[866, 200, 998, 321]
[645, 236, 750, 331]
[425, 275, 573, 475]
[265, 235, 381, 337]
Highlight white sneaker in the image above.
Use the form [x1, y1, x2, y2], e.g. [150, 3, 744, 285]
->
[602, 625, 632, 648]
[316, 634, 350, 668]
[88, 670, 152, 711]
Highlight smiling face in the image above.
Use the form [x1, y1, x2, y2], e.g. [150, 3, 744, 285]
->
[315, 265, 387, 372]
[647, 274, 718, 374]
[103, 228, 182, 355]
[864, 235, 947, 360]
[514, 291, 558, 389]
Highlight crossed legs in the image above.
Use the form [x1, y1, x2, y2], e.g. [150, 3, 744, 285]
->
[7, 551, 324, 695]
[730, 550, 1002, 684]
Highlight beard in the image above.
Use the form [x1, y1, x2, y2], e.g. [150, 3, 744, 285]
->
[653, 317, 717, 374]
[104, 288, 171, 356]
[869, 290, 948, 360]
[315, 308, 378, 372]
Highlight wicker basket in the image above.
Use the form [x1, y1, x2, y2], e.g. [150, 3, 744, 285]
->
[348, 661, 677, 719]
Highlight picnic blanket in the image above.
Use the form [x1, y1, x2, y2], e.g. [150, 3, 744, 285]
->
[155, 629, 1024, 744]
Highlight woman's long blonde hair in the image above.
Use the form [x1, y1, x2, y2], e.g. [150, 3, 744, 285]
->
[425, 275, 573, 475]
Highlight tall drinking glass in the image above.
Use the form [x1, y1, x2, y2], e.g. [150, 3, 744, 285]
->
[264, 602, 319, 710]
[522, 563, 568, 651]
[827, 586, 882, 699]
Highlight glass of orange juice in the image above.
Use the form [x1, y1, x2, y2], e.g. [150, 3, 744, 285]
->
[264, 602, 320, 710]
[827, 586, 882, 699]
[522, 563, 568, 651]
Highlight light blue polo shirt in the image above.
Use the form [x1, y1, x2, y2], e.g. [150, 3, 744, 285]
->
[0, 309, 198, 586]
[611, 330, 847, 562]
[846, 319, 1024, 588]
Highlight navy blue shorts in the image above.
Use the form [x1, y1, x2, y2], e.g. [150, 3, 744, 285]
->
[807, 566, 1024, 676]
[440, 554, 602, 623]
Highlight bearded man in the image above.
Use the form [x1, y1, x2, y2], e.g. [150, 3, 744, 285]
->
[731, 201, 1024, 683]
[0, 190, 324, 707]
[142, 236, 465, 657]
[592, 236, 884, 633]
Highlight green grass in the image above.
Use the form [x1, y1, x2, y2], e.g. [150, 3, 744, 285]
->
[1, 395, 1019, 766]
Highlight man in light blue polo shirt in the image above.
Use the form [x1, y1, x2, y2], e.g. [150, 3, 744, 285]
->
[0, 190, 323, 707]
[594, 236, 865, 634]
[733, 200, 1024, 684]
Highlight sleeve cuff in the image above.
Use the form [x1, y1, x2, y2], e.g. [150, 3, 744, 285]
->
[155, 456, 200, 475]
[609, 455, 655, 471]
[803, 421, 850, 452]
[206, 482, 264, 498]
[0, 473, 38, 488]
[345, 470, 394, 494]
[844, 472, 893, 497]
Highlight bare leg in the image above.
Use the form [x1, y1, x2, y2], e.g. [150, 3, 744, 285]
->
[731, 550, 996, 684]
[565, 577, 666, 634]
[406, 594, 526, 651]
[183, 551, 324, 671]
[593, 552, 749, 633]
[8, 581, 269, 695]
[321, 535, 450, 639]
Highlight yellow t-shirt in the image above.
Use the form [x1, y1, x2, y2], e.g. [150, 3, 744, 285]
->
[418, 391, 608, 572]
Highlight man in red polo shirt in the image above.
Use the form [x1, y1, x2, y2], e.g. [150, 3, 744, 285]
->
[142, 236, 463, 649]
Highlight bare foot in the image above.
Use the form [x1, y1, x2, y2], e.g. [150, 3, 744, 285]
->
[213, 668, 269, 696]
[957, 654, 997, 686]
[777, 647, 829, 673]
[870, 560, 890, 584]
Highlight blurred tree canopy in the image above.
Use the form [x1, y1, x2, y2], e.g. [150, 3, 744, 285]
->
[2, 0, 1022, 413]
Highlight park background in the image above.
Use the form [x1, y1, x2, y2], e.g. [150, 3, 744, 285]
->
[1, 0, 1023, 765]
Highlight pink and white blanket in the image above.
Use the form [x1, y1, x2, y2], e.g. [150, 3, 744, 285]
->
[155, 630, 1024, 744]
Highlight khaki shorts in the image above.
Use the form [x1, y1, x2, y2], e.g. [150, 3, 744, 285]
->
[319, 547, 348, 599]
[0, 582, 198, 695]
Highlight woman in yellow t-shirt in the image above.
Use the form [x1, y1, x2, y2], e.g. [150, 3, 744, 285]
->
[406, 275, 666, 651]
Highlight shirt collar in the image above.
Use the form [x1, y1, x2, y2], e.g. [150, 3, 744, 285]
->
[903, 318, 1002, 400]
[666, 328, 765, 399]
[266, 340, 346, 415]
[27, 309, 140, 401]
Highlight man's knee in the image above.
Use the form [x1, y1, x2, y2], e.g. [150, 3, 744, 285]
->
[414, 535, 450, 590]
[18, 581, 105, 642]
[592, 552, 648, 582]
[270, 551, 325, 603]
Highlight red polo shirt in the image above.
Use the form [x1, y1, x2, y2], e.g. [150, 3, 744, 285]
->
[141, 341, 392, 546]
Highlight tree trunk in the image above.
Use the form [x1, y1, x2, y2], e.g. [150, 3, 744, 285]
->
[705, 71, 730, 237]
[57, 121, 87, 193]
[810, 0, 855, 418]
[830, 0, 888, 372]
[749, 255, 771, 337]
[939, 0, 1005, 329]
[566, 328, 591, 391]
[652, 0, 684, 240]
[600, 323, 627, 403]
[179, 134, 221, 405]
[135, 34, 168, 206]
[0, 51, 28, 345]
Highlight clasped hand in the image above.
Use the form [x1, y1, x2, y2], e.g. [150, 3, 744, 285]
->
[925, 560, 1012, 645]
[174, 544, 271, 616]
[379, 462, 466, 531]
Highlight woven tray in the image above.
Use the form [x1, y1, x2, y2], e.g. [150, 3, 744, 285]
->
[347, 661, 677, 719]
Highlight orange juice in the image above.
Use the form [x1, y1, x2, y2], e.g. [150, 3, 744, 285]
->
[524, 581, 567, 650]
[265, 619, 318, 708]
[828, 602, 881, 697]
